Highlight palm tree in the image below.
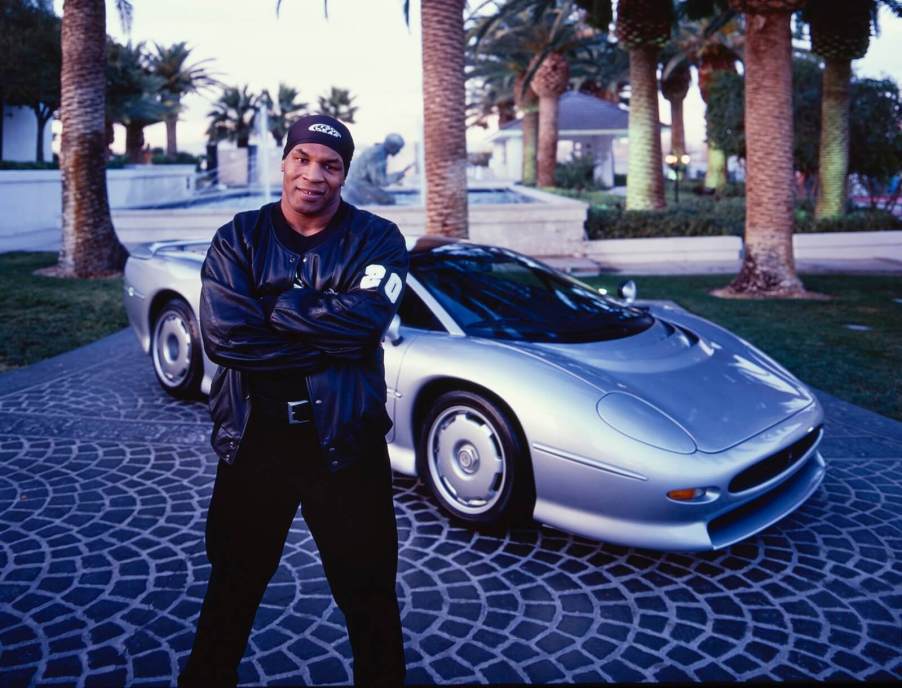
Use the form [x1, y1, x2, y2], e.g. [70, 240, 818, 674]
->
[515, 73, 540, 184]
[317, 86, 358, 123]
[579, 0, 673, 207]
[53, 0, 132, 278]
[572, 39, 630, 105]
[470, 1, 599, 187]
[262, 83, 308, 146]
[614, 0, 673, 209]
[659, 49, 691, 157]
[206, 85, 258, 148]
[278, 0, 469, 237]
[465, 11, 538, 184]
[106, 41, 166, 164]
[421, 0, 469, 237]
[531, 52, 571, 186]
[149, 41, 218, 157]
[805, 1, 899, 220]
[713, 0, 810, 298]
[662, 12, 743, 190]
[697, 42, 738, 189]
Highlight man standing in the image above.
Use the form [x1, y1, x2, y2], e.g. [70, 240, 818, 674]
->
[178, 114, 408, 687]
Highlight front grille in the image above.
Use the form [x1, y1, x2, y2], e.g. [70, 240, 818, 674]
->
[729, 425, 823, 493]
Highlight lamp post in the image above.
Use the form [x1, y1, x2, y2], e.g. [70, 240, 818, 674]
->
[664, 152, 691, 204]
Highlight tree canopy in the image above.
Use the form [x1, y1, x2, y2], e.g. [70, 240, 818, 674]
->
[849, 77, 902, 207]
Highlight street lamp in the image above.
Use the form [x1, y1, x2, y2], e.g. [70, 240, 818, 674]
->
[665, 152, 691, 204]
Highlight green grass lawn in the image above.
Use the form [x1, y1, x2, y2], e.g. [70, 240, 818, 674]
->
[0, 251, 128, 372]
[583, 272, 901, 422]
[1, 251, 899, 422]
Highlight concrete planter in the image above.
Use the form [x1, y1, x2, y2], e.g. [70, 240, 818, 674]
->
[112, 184, 590, 256]
[792, 230, 902, 261]
[583, 235, 740, 264]
[583, 230, 902, 267]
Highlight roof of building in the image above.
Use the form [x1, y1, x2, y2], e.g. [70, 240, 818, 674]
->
[490, 91, 634, 140]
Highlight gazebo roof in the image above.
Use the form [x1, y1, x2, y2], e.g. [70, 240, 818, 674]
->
[489, 91, 632, 140]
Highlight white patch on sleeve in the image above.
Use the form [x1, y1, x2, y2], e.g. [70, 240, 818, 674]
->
[359, 264, 387, 289]
[384, 272, 402, 303]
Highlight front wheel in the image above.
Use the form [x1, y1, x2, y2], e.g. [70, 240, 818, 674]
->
[151, 297, 203, 399]
[417, 390, 535, 529]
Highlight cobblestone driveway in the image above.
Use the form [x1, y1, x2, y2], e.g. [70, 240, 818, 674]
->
[1, 330, 900, 686]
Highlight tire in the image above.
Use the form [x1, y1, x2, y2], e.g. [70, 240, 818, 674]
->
[151, 297, 204, 399]
[417, 390, 535, 530]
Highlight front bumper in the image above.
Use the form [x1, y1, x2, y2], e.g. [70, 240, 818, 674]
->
[531, 401, 827, 551]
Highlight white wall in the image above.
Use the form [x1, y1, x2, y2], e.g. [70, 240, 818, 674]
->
[0, 166, 197, 239]
[2, 106, 54, 163]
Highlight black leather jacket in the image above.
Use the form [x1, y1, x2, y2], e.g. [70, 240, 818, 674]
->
[199, 200, 408, 470]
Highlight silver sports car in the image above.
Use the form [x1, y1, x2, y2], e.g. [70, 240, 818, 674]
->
[123, 236, 826, 552]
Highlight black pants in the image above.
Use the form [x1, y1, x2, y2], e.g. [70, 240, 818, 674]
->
[178, 411, 405, 687]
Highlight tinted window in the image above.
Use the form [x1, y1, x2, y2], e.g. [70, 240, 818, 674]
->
[397, 287, 444, 331]
[410, 244, 654, 343]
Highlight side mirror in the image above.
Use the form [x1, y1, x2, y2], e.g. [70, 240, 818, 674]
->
[384, 314, 403, 346]
[617, 279, 637, 304]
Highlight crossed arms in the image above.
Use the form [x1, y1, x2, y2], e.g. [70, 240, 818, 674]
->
[199, 220, 409, 373]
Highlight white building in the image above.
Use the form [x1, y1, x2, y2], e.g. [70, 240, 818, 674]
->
[487, 91, 632, 187]
[1, 106, 54, 163]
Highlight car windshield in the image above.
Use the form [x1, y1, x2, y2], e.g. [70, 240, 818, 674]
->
[411, 244, 655, 343]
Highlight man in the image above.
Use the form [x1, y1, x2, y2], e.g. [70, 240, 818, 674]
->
[178, 114, 408, 688]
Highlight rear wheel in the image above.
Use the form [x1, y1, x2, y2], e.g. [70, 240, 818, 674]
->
[151, 297, 203, 399]
[417, 390, 535, 529]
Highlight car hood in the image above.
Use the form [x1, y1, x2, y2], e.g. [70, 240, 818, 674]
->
[509, 315, 814, 453]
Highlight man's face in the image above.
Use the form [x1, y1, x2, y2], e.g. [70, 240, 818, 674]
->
[281, 143, 345, 215]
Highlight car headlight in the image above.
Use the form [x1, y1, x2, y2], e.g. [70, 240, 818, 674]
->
[597, 392, 696, 454]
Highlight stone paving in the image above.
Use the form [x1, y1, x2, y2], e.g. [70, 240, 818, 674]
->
[0, 329, 900, 686]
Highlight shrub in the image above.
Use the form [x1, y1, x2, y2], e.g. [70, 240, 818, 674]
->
[554, 153, 603, 191]
[585, 198, 745, 239]
[0, 160, 58, 170]
[546, 188, 902, 239]
[575, 193, 898, 239]
[796, 209, 901, 233]
[106, 155, 128, 169]
[151, 152, 200, 166]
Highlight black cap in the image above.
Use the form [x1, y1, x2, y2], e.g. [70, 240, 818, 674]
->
[282, 114, 355, 176]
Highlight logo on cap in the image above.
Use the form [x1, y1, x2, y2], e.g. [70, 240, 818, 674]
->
[308, 123, 341, 138]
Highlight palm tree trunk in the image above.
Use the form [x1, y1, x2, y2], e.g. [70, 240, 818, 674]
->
[815, 58, 851, 220]
[718, 11, 804, 296]
[626, 45, 665, 210]
[705, 144, 727, 189]
[421, 0, 468, 238]
[58, 0, 127, 277]
[125, 123, 145, 163]
[669, 97, 685, 157]
[536, 95, 559, 187]
[165, 112, 178, 157]
[521, 107, 538, 186]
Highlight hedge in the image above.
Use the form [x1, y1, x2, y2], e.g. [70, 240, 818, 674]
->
[546, 188, 901, 239]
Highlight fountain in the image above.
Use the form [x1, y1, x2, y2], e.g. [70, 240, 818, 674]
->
[258, 105, 272, 206]
[111, 122, 589, 257]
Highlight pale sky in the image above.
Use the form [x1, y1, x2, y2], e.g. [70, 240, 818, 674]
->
[52, 0, 901, 162]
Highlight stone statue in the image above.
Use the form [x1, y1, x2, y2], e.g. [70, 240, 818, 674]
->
[342, 133, 413, 205]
